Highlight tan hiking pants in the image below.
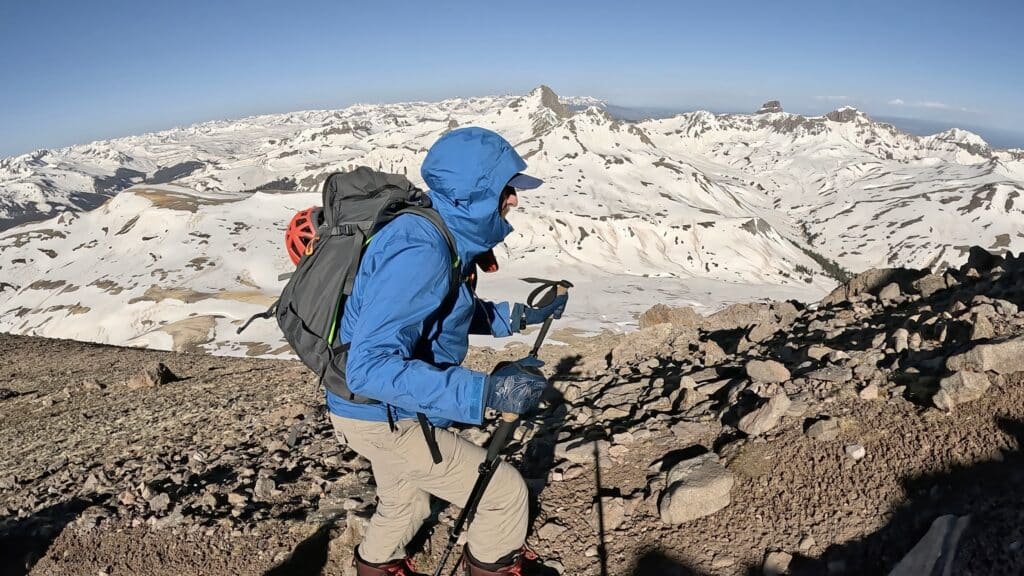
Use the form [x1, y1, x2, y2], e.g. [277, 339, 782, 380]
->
[329, 413, 529, 564]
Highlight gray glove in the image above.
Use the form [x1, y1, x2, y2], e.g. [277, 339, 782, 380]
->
[483, 360, 547, 415]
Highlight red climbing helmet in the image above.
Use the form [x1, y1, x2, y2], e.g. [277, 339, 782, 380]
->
[285, 206, 322, 265]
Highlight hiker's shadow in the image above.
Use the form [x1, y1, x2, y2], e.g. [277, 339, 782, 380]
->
[519, 354, 579, 516]
[0, 497, 95, 576]
[628, 549, 717, 575]
[788, 416, 1024, 575]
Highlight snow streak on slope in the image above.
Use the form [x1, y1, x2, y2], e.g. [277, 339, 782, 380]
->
[2, 86, 1023, 356]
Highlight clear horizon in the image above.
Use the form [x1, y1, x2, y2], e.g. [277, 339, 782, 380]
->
[2, 0, 1022, 157]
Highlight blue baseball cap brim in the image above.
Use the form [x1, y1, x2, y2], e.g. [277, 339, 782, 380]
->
[507, 173, 543, 190]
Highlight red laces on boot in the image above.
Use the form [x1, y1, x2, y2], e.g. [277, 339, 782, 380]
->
[506, 547, 540, 576]
[390, 558, 418, 576]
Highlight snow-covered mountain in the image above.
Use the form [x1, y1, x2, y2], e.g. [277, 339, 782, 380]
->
[2, 86, 1022, 357]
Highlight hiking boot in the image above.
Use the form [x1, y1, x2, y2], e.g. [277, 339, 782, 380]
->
[463, 546, 557, 576]
[354, 547, 423, 576]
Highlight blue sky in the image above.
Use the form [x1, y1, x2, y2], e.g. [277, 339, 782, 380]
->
[2, 0, 1022, 156]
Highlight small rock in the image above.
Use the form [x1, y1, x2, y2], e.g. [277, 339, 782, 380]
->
[806, 418, 839, 441]
[703, 341, 727, 366]
[254, 477, 277, 500]
[561, 465, 585, 480]
[858, 384, 879, 401]
[584, 546, 598, 557]
[970, 314, 995, 341]
[612, 431, 635, 445]
[590, 496, 625, 531]
[712, 555, 736, 568]
[148, 492, 171, 513]
[806, 345, 833, 361]
[825, 350, 850, 363]
[799, 535, 816, 551]
[81, 379, 106, 391]
[844, 444, 866, 461]
[746, 360, 791, 384]
[126, 362, 178, 390]
[893, 329, 910, 353]
[537, 521, 568, 541]
[200, 493, 220, 508]
[544, 559, 564, 574]
[659, 452, 735, 524]
[763, 550, 792, 575]
[805, 366, 853, 383]
[608, 444, 630, 459]
[227, 492, 248, 507]
[555, 439, 610, 466]
[0, 388, 18, 401]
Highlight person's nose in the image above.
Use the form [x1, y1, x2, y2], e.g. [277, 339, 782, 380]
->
[506, 192, 519, 208]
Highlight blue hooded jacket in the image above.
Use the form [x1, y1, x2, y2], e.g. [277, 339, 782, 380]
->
[325, 127, 529, 427]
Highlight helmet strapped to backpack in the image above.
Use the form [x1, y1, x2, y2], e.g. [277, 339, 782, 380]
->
[239, 167, 460, 404]
[285, 206, 323, 265]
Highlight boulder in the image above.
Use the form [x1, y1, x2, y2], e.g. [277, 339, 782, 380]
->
[126, 362, 179, 390]
[933, 371, 990, 411]
[610, 323, 698, 367]
[945, 336, 1024, 374]
[878, 282, 901, 302]
[738, 392, 791, 436]
[806, 418, 840, 441]
[703, 302, 774, 332]
[913, 273, 947, 298]
[888, 515, 970, 576]
[638, 304, 702, 330]
[820, 268, 924, 307]
[659, 452, 735, 524]
[746, 359, 791, 383]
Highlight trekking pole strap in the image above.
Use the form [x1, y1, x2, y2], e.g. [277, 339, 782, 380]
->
[522, 277, 574, 308]
[237, 301, 278, 334]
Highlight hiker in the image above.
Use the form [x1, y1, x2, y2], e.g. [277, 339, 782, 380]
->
[329, 127, 568, 576]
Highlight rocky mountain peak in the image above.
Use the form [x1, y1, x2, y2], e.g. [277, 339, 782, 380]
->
[757, 100, 783, 114]
[528, 84, 572, 119]
[825, 106, 866, 123]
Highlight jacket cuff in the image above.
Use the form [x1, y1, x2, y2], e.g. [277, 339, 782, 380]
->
[510, 302, 526, 333]
[468, 371, 488, 424]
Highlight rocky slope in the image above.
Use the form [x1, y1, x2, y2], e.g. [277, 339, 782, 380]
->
[2, 247, 1023, 575]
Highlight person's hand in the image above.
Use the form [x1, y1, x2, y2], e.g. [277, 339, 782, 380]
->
[483, 360, 548, 415]
[511, 292, 568, 332]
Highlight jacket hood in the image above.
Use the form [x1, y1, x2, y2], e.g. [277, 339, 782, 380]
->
[422, 127, 527, 266]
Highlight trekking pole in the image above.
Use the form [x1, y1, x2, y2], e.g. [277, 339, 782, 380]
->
[432, 280, 570, 576]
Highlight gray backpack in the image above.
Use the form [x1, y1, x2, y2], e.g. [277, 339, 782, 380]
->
[239, 167, 461, 406]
